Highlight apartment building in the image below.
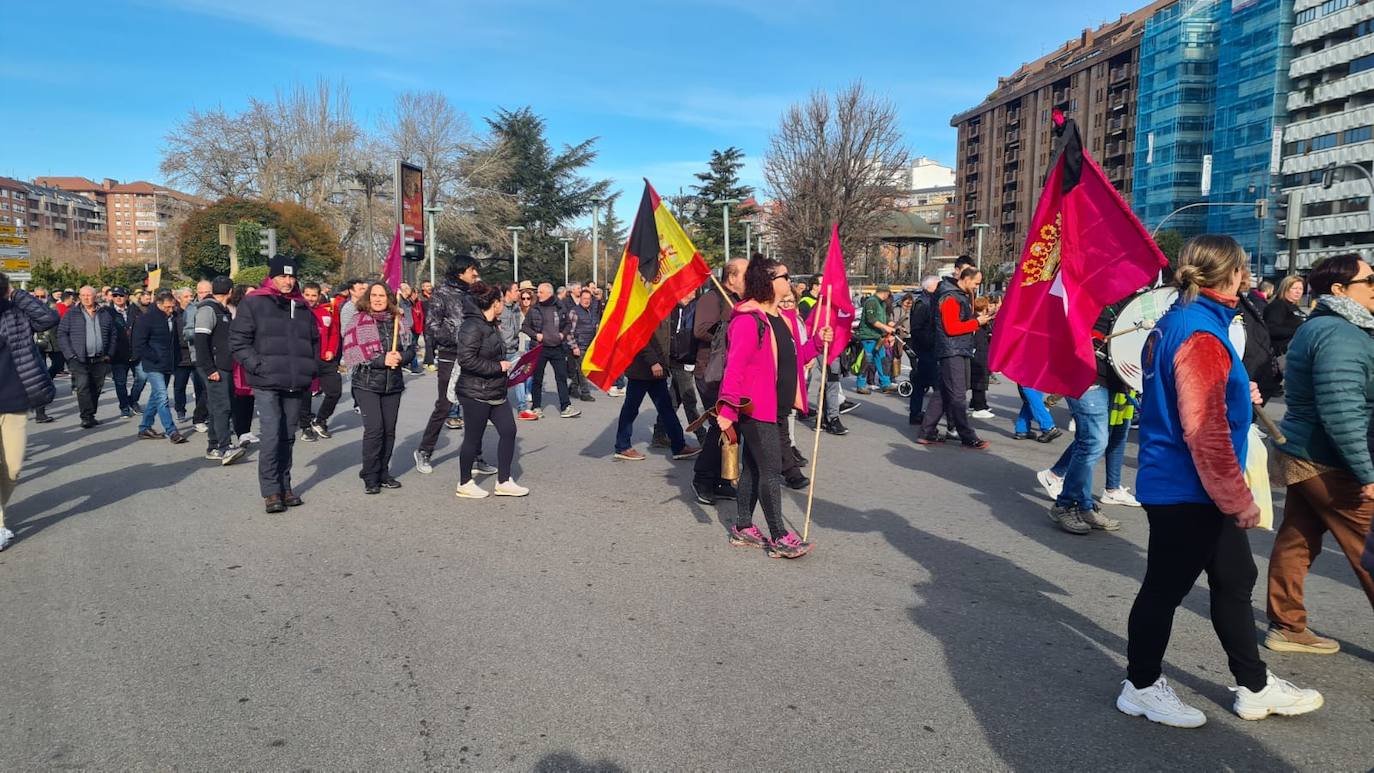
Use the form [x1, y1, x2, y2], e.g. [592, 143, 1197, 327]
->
[1279, 0, 1374, 270]
[36, 176, 204, 263]
[950, 3, 1168, 266]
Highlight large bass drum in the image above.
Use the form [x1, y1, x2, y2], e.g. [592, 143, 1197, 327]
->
[1108, 288, 1246, 393]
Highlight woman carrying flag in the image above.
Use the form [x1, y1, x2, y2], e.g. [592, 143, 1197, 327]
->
[716, 256, 831, 559]
[1117, 235, 1322, 728]
[341, 283, 415, 495]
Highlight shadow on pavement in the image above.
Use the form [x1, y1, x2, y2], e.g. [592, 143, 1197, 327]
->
[812, 500, 1296, 771]
[532, 751, 627, 773]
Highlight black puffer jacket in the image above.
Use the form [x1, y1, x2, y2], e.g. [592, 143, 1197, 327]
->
[133, 305, 178, 375]
[107, 304, 140, 363]
[57, 304, 117, 361]
[522, 297, 574, 348]
[230, 288, 320, 391]
[456, 315, 509, 402]
[350, 311, 416, 395]
[424, 279, 477, 357]
[0, 290, 58, 409]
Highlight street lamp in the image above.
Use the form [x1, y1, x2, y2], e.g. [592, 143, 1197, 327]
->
[972, 223, 991, 271]
[424, 205, 444, 288]
[713, 198, 740, 261]
[1322, 162, 1374, 225]
[590, 198, 603, 287]
[743, 219, 754, 257]
[560, 236, 574, 287]
[507, 225, 526, 282]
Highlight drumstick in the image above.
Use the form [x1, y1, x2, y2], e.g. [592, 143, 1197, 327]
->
[1101, 319, 1156, 342]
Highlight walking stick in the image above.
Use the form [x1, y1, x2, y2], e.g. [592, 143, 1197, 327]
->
[802, 289, 832, 542]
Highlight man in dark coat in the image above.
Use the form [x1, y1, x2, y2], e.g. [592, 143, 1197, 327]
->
[0, 273, 59, 552]
[522, 282, 579, 418]
[56, 285, 117, 428]
[105, 287, 145, 418]
[230, 255, 320, 514]
[612, 318, 700, 462]
[132, 290, 188, 444]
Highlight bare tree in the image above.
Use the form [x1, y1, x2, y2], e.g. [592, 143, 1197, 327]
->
[763, 82, 909, 273]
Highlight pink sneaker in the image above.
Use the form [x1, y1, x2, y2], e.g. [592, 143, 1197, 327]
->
[728, 525, 769, 549]
[768, 531, 813, 559]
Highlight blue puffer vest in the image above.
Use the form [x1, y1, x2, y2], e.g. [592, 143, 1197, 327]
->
[1136, 292, 1251, 506]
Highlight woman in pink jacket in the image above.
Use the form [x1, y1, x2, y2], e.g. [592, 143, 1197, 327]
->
[717, 256, 832, 559]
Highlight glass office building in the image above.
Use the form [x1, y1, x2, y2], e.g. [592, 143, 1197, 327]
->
[1132, 0, 1221, 238]
[1207, 0, 1293, 276]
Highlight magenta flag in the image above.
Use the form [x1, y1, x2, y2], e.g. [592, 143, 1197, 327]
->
[506, 344, 544, 386]
[809, 223, 855, 364]
[382, 224, 403, 292]
[989, 112, 1167, 398]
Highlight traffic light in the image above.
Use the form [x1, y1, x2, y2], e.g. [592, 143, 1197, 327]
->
[258, 228, 277, 259]
[402, 224, 422, 261]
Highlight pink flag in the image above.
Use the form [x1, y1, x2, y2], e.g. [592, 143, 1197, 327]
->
[810, 223, 854, 364]
[989, 112, 1167, 397]
[382, 224, 403, 292]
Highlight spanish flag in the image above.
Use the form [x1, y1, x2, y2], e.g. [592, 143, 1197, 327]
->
[582, 180, 711, 391]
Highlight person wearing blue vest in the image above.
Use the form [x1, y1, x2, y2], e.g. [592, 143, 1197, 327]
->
[1117, 235, 1323, 729]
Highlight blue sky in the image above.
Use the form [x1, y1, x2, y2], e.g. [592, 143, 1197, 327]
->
[4, 0, 1140, 211]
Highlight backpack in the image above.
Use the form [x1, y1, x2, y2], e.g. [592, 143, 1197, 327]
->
[669, 301, 698, 364]
[703, 305, 767, 386]
[909, 292, 937, 350]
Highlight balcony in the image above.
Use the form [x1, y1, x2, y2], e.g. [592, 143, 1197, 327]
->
[1107, 117, 1129, 134]
[1004, 150, 1020, 163]
[1003, 171, 1018, 184]
[1110, 68, 1130, 84]
[1005, 130, 1020, 144]
[1001, 211, 1017, 224]
[1105, 141, 1127, 157]
[1006, 109, 1021, 124]
[968, 125, 981, 139]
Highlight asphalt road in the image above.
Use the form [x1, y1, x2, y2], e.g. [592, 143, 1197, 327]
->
[1, 373, 1372, 771]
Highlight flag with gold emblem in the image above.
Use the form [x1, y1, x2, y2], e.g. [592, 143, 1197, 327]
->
[582, 180, 712, 391]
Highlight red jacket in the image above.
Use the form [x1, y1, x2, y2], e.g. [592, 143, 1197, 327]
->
[409, 298, 425, 336]
[313, 302, 341, 362]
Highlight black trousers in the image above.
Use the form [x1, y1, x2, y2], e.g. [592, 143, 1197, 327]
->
[736, 417, 786, 539]
[457, 397, 516, 484]
[778, 415, 802, 480]
[1126, 503, 1268, 692]
[253, 389, 304, 498]
[918, 356, 978, 444]
[174, 365, 208, 422]
[910, 346, 940, 421]
[567, 348, 592, 398]
[232, 392, 255, 437]
[69, 358, 109, 422]
[301, 359, 343, 429]
[46, 350, 66, 378]
[420, 356, 457, 454]
[357, 389, 402, 485]
[204, 369, 234, 452]
[693, 376, 724, 485]
[530, 347, 571, 411]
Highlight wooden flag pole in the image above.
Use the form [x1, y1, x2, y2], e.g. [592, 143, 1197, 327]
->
[802, 288, 832, 542]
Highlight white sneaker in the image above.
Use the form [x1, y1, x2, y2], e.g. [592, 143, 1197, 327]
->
[193, 422, 208, 434]
[560, 406, 581, 418]
[455, 480, 489, 499]
[1101, 487, 1142, 507]
[1232, 671, 1324, 721]
[969, 409, 995, 419]
[608, 387, 624, 397]
[0, 527, 13, 552]
[1116, 677, 1206, 728]
[1037, 469, 1063, 500]
[239, 432, 258, 446]
[493, 479, 530, 497]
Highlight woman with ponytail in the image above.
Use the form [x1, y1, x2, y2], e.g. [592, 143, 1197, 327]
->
[1117, 235, 1323, 728]
[715, 255, 832, 559]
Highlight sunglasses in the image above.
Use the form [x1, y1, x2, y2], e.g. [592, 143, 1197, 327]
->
[773, 272, 790, 283]
[1341, 275, 1374, 288]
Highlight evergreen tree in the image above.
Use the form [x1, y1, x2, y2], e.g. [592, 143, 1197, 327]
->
[598, 193, 626, 260]
[689, 147, 754, 263]
[485, 107, 610, 282]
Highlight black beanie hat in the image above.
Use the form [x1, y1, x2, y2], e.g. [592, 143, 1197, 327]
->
[267, 254, 298, 278]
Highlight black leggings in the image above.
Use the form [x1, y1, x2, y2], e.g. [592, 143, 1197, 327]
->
[356, 389, 402, 485]
[232, 392, 255, 437]
[1126, 502, 1267, 691]
[458, 396, 517, 484]
[736, 417, 786, 540]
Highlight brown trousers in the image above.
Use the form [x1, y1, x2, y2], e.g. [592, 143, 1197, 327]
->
[1267, 469, 1374, 632]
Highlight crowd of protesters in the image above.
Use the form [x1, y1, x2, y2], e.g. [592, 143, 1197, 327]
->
[3, 237, 1372, 730]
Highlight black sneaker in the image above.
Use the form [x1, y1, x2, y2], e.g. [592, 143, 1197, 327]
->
[311, 420, 332, 439]
[168, 432, 189, 445]
[300, 427, 319, 443]
[1014, 432, 1035, 440]
[380, 478, 403, 489]
[692, 479, 716, 505]
[365, 484, 382, 495]
[785, 474, 810, 490]
[714, 481, 738, 500]
[824, 418, 849, 436]
[579, 393, 596, 402]
[1037, 427, 1064, 443]
[838, 400, 859, 415]
[34, 410, 54, 424]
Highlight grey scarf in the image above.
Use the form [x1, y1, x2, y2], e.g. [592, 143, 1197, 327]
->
[1316, 294, 1374, 331]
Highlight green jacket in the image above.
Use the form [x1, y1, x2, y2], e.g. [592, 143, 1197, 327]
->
[856, 295, 889, 341]
[1279, 310, 1374, 484]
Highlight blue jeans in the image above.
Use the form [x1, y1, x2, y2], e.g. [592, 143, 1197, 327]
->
[1105, 409, 1131, 490]
[615, 378, 685, 454]
[856, 339, 891, 389]
[111, 360, 146, 411]
[1051, 385, 1109, 510]
[1014, 386, 1056, 434]
[138, 371, 177, 434]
